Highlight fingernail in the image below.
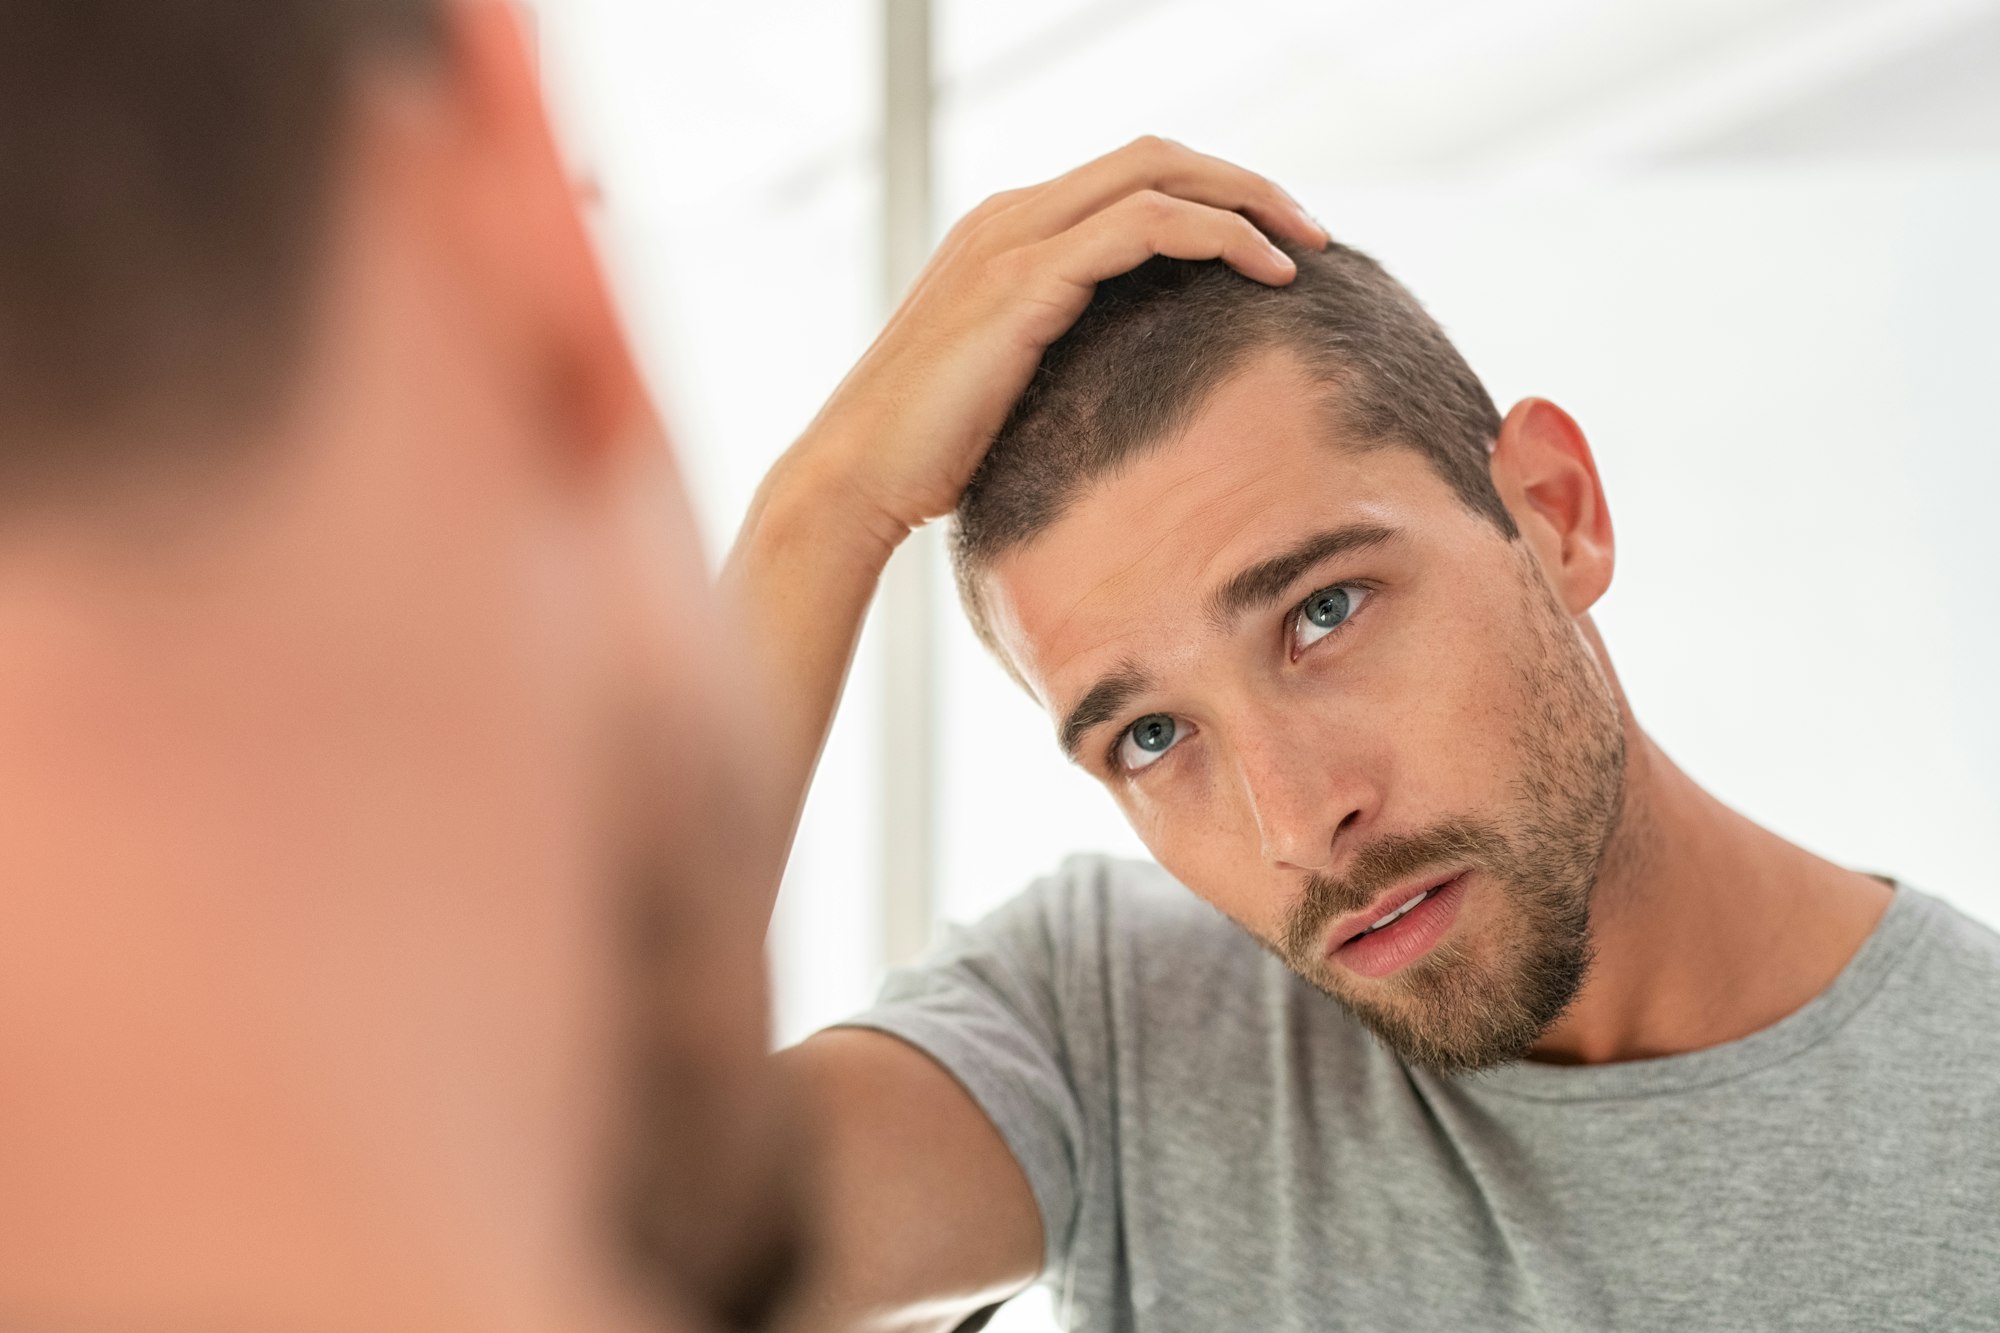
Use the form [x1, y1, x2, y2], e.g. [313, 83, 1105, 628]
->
[1269, 243, 1296, 269]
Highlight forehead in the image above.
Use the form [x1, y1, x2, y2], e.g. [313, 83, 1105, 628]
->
[983, 347, 1463, 707]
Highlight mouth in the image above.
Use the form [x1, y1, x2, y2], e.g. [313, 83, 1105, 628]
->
[1324, 870, 1470, 979]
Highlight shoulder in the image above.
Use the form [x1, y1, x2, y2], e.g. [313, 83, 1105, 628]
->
[996, 852, 1264, 965]
[875, 854, 1237, 1011]
[1008, 854, 1339, 1039]
[1899, 885, 2000, 1003]
[936, 853, 1281, 1018]
[1869, 885, 2000, 1071]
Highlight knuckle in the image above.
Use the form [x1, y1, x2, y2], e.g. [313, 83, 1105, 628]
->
[952, 189, 1018, 237]
[945, 208, 994, 249]
[978, 186, 1023, 215]
[949, 188, 1028, 252]
[980, 247, 1033, 290]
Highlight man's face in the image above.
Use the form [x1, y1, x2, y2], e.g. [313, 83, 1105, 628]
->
[984, 349, 1628, 1073]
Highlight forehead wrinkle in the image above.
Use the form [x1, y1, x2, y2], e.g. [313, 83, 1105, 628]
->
[1042, 449, 1277, 650]
[1035, 515, 1185, 654]
[1177, 491, 1294, 633]
[1063, 423, 1265, 542]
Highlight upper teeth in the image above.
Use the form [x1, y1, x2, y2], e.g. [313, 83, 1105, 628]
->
[1368, 888, 1432, 931]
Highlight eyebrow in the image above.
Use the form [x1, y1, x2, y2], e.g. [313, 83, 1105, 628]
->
[1202, 522, 1401, 629]
[1054, 522, 1403, 764]
[1057, 660, 1152, 762]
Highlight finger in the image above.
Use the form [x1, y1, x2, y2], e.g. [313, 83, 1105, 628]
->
[1030, 190, 1300, 293]
[985, 135, 1327, 254]
[921, 178, 1075, 308]
[940, 185, 1036, 247]
[920, 184, 1038, 290]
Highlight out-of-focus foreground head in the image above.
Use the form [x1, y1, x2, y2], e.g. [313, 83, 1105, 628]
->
[0, 4, 801, 1332]
[955, 248, 1629, 1076]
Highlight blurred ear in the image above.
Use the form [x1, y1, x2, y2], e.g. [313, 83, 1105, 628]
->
[392, 0, 646, 466]
[1489, 397, 1614, 615]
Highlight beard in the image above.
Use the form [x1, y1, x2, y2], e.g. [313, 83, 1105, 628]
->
[1274, 548, 1628, 1075]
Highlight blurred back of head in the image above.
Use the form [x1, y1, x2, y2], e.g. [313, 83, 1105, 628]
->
[0, 0, 437, 484]
[0, 5, 802, 1332]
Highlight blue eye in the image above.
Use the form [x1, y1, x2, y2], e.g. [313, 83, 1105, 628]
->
[1115, 713, 1182, 772]
[1293, 584, 1370, 652]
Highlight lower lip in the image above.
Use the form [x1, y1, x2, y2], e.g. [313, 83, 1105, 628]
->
[1329, 872, 1469, 978]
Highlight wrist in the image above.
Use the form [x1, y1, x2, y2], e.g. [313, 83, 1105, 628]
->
[742, 441, 909, 580]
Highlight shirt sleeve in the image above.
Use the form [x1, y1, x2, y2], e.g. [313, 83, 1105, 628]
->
[832, 862, 1105, 1281]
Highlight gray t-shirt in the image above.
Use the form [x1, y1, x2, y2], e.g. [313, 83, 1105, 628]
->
[842, 855, 2000, 1331]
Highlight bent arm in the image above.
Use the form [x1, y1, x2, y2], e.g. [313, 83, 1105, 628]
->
[721, 439, 900, 869]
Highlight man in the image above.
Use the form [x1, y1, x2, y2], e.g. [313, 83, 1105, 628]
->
[0, 7, 1317, 1331]
[732, 143, 2000, 1328]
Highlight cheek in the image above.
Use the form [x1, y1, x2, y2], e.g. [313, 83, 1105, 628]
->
[1218, 580, 1534, 842]
[1118, 775, 1290, 939]
[1374, 578, 1546, 813]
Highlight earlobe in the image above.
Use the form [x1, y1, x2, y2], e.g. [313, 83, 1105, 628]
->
[1491, 397, 1614, 614]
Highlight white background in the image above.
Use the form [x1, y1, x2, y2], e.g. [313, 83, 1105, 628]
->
[534, 3, 2000, 1328]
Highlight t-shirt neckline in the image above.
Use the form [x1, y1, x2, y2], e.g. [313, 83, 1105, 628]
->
[1456, 877, 1940, 1103]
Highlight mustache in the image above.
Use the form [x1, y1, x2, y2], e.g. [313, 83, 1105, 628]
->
[1281, 817, 1510, 962]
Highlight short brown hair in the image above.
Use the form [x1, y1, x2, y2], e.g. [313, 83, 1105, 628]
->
[952, 241, 1518, 665]
[0, 0, 440, 485]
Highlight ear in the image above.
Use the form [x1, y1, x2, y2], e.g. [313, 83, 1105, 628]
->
[1489, 397, 1614, 615]
[420, 1, 648, 465]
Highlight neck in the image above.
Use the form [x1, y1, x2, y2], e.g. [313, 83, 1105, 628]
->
[1526, 720, 1892, 1066]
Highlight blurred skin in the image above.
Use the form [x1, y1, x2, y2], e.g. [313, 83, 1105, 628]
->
[0, 6, 795, 1333]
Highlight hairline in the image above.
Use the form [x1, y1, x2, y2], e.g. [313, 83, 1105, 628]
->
[956, 338, 1511, 693]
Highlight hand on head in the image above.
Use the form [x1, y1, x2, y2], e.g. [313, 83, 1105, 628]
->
[783, 136, 1329, 555]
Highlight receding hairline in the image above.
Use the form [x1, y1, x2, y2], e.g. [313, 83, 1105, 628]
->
[0, 0, 446, 494]
[1008, 338, 1378, 550]
[958, 338, 1485, 690]
[951, 242, 1519, 686]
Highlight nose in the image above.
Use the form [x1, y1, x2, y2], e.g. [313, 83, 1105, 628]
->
[1232, 725, 1371, 874]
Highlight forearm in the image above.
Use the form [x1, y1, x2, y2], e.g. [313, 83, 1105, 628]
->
[722, 437, 904, 868]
